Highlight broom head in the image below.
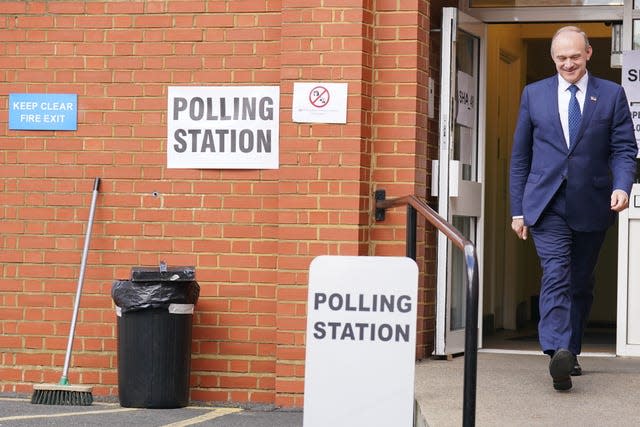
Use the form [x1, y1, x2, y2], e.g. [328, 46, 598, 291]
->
[31, 383, 93, 406]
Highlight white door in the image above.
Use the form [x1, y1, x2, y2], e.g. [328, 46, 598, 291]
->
[617, 189, 640, 356]
[434, 8, 486, 356]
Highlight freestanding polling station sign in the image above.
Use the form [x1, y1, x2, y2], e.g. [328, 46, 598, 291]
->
[304, 256, 419, 427]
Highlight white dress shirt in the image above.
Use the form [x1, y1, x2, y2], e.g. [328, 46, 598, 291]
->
[558, 73, 588, 148]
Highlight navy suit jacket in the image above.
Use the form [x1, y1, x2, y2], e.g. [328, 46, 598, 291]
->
[510, 75, 638, 232]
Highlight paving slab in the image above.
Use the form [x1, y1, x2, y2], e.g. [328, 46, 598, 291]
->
[415, 351, 640, 427]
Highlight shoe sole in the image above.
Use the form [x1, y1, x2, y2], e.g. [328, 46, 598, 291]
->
[553, 377, 572, 391]
[549, 350, 574, 391]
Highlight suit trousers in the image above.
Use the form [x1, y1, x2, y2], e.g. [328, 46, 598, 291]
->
[529, 185, 606, 355]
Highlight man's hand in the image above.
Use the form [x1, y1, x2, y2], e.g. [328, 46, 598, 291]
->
[511, 217, 528, 240]
[611, 189, 630, 212]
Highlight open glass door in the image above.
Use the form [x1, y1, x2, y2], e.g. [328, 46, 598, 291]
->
[434, 8, 485, 356]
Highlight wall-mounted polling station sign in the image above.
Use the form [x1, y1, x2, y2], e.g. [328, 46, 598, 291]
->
[304, 256, 418, 427]
[167, 86, 280, 169]
[9, 93, 77, 131]
[622, 50, 640, 155]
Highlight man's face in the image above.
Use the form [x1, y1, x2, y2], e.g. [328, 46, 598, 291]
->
[551, 30, 592, 84]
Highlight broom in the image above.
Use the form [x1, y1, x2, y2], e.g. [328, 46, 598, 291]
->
[31, 177, 101, 406]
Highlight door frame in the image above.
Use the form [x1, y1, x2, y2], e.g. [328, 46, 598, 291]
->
[459, 5, 623, 24]
[435, 8, 487, 356]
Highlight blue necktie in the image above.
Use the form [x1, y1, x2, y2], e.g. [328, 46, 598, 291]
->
[568, 84, 581, 146]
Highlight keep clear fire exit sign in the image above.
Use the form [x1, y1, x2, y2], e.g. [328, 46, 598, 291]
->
[9, 93, 78, 131]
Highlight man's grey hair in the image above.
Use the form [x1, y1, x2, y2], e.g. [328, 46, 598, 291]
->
[550, 26, 591, 55]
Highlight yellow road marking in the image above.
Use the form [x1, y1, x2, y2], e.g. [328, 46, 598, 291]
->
[0, 407, 138, 421]
[161, 407, 243, 427]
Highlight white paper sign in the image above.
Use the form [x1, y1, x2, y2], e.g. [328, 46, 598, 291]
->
[167, 86, 280, 169]
[303, 256, 418, 427]
[292, 82, 347, 123]
[622, 50, 640, 155]
[456, 71, 476, 128]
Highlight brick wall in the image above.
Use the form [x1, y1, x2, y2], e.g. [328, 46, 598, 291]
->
[0, 0, 433, 407]
[371, 0, 434, 357]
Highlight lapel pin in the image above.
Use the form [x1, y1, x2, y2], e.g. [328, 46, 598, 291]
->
[590, 96, 597, 101]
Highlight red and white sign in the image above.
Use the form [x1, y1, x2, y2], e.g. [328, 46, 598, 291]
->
[292, 82, 347, 124]
[309, 86, 330, 108]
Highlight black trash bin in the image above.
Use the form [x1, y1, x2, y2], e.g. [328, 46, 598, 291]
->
[112, 263, 200, 409]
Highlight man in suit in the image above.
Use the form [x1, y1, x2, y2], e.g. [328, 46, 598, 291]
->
[510, 26, 637, 391]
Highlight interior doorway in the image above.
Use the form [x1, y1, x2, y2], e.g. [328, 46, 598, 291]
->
[481, 22, 618, 354]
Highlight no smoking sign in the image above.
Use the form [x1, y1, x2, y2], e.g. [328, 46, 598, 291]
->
[309, 86, 330, 108]
[293, 82, 347, 123]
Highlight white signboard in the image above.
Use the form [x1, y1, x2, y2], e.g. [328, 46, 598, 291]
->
[622, 50, 640, 155]
[456, 70, 476, 128]
[167, 86, 280, 169]
[303, 256, 418, 427]
[292, 82, 347, 123]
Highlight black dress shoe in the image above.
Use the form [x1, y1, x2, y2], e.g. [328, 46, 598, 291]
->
[549, 348, 573, 391]
[571, 357, 582, 376]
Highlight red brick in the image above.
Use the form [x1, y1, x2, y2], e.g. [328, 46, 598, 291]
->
[0, 0, 434, 409]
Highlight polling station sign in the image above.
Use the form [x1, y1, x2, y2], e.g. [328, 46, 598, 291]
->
[304, 256, 418, 427]
[623, 50, 640, 154]
[167, 86, 280, 169]
[9, 93, 77, 131]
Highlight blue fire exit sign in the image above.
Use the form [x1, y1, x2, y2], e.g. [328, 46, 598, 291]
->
[9, 93, 77, 131]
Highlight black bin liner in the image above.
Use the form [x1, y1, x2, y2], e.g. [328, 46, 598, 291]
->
[112, 264, 200, 409]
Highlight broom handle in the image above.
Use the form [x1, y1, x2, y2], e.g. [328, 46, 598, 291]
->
[60, 178, 101, 385]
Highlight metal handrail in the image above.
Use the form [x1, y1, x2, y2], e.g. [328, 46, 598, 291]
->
[375, 190, 479, 427]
